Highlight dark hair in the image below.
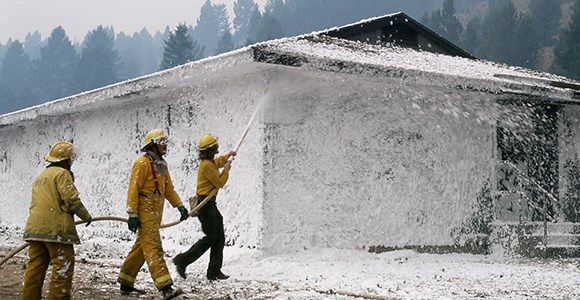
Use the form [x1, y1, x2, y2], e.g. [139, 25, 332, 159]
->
[199, 145, 218, 160]
[142, 141, 158, 152]
[48, 159, 73, 172]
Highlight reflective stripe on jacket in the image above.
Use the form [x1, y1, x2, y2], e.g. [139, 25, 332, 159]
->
[23, 166, 91, 244]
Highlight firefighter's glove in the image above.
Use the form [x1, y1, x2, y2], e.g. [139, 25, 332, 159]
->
[178, 205, 189, 221]
[128, 216, 140, 233]
[85, 217, 92, 227]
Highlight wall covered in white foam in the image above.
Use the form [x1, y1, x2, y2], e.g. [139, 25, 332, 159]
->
[260, 67, 496, 251]
[1, 48, 541, 254]
[0, 52, 269, 250]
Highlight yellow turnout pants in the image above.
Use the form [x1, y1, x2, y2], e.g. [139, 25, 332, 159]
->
[22, 241, 75, 300]
[117, 219, 173, 290]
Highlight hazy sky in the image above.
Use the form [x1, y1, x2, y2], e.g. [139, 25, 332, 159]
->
[0, 0, 267, 43]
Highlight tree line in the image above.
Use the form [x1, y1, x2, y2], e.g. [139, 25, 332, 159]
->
[422, 0, 580, 81]
[1, 0, 579, 114]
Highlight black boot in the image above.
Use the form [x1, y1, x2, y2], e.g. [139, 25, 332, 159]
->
[161, 284, 183, 300]
[120, 283, 146, 295]
[172, 255, 187, 279]
[207, 270, 229, 281]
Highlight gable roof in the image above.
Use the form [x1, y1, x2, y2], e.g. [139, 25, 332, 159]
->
[253, 33, 580, 103]
[322, 12, 474, 59]
[3, 13, 580, 126]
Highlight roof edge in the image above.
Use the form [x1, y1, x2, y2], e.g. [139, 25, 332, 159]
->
[322, 12, 475, 59]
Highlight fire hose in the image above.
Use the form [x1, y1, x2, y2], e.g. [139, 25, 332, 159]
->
[0, 102, 261, 268]
[0, 189, 215, 268]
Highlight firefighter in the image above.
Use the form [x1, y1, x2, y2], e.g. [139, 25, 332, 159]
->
[117, 129, 188, 299]
[22, 141, 93, 299]
[173, 133, 236, 280]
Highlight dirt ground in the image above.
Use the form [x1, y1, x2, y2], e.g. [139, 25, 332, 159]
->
[5, 244, 580, 300]
[0, 247, 343, 300]
[1, 249, 163, 300]
[0, 248, 286, 300]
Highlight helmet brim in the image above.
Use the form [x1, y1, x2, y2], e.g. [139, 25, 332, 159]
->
[44, 154, 66, 163]
[199, 140, 218, 151]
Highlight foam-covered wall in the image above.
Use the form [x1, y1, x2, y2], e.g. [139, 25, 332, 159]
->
[559, 105, 580, 222]
[1, 50, 508, 254]
[260, 67, 496, 250]
[0, 52, 269, 250]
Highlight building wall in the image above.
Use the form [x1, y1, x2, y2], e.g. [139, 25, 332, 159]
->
[260, 67, 496, 251]
[0, 54, 267, 250]
[1, 51, 508, 254]
[559, 105, 580, 222]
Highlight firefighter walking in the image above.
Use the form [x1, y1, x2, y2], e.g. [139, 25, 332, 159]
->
[22, 141, 93, 299]
[117, 129, 189, 299]
[173, 134, 236, 280]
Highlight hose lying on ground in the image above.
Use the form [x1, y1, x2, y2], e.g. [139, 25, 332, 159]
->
[0, 188, 218, 268]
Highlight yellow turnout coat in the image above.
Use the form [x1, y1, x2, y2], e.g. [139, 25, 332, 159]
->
[118, 154, 183, 290]
[23, 166, 91, 244]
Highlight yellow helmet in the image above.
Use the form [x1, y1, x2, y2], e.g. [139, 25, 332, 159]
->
[142, 128, 167, 150]
[44, 141, 76, 162]
[198, 134, 218, 150]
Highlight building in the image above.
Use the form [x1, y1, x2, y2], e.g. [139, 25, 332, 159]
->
[1, 13, 580, 257]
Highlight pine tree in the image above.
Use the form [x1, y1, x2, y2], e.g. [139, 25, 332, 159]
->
[422, 10, 444, 35]
[233, 0, 259, 46]
[215, 3, 231, 38]
[115, 28, 162, 80]
[247, 0, 285, 43]
[440, 0, 463, 45]
[115, 32, 140, 80]
[191, 0, 230, 57]
[554, 0, 580, 80]
[461, 17, 480, 56]
[160, 23, 204, 70]
[282, 0, 321, 36]
[33, 26, 79, 102]
[480, 0, 517, 64]
[511, 12, 538, 69]
[23, 31, 43, 60]
[0, 42, 7, 69]
[0, 40, 34, 112]
[215, 30, 235, 55]
[264, 0, 287, 31]
[421, 0, 462, 45]
[530, 0, 562, 48]
[75, 25, 122, 93]
[254, 13, 285, 43]
[246, 7, 263, 45]
[264, 0, 285, 19]
[136, 28, 165, 75]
